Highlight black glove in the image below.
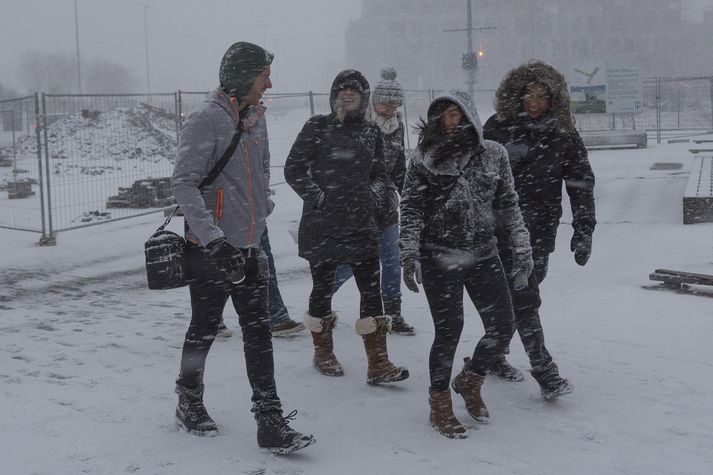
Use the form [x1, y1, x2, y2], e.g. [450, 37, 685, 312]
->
[570, 231, 592, 266]
[206, 238, 246, 284]
[504, 142, 529, 163]
[402, 256, 422, 293]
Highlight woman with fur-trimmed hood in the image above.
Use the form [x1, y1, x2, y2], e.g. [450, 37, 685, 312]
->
[482, 59, 596, 399]
[399, 90, 533, 438]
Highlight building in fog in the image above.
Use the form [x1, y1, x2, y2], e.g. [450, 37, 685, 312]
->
[346, 0, 713, 93]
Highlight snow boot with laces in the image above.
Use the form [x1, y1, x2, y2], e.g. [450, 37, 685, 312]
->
[305, 313, 344, 376]
[428, 388, 467, 439]
[451, 357, 490, 423]
[356, 316, 409, 384]
[531, 362, 574, 400]
[175, 383, 218, 436]
[488, 355, 524, 382]
[255, 409, 316, 455]
[383, 296, 415, 336]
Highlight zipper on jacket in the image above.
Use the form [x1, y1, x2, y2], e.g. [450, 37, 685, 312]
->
[243, 140, 255, 245]
[215, 188, 224, 221]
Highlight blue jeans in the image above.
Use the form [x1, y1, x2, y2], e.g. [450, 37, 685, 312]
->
[260, 227, 290, 325]
[333, 223, 401, 300]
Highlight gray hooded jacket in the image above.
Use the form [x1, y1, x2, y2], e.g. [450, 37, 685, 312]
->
[171, 89, 270, 249]
[399, 90, 533, 275]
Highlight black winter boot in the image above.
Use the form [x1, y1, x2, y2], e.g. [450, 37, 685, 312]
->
[531, 362, 574, 400]
[255, 410, 316, 455]
[383, 296, 415, 336]
[488, 356, 524, 382]
[175, 383, 218, 436]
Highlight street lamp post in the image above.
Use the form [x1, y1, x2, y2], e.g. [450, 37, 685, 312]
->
[74, 0, 82, 93]
[143, 5, 151, 93]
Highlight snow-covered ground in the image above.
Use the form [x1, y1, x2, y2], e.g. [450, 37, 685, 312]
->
[1, 137, 713, 475]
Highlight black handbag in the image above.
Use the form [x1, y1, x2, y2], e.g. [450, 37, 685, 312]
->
[145, 120, 244, 290]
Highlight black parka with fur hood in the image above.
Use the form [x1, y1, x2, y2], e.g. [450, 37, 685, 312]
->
[400, 90, 533, 276]
[483, 60, 596, 255]
[284, 69, 388, 264]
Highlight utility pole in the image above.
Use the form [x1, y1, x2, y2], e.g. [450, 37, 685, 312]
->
[74, 0, 82, 93]
[443, 0, 496, 100]
[144, 5, 151, 93]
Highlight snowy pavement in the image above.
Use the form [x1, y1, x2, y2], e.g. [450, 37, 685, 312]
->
[1, 139, 713, 474]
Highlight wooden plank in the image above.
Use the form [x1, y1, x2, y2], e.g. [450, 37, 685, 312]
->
[650, 272, 713, 287]
[654, 269, 713, 280]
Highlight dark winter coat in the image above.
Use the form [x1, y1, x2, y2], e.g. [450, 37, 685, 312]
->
[400, 90, 532, 275]
[483, 61, 596, 255]
[372, 110, 406, 229]
[284, 70, 388, 264]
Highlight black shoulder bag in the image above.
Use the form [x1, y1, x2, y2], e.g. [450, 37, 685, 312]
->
[145, 121, 244, 290]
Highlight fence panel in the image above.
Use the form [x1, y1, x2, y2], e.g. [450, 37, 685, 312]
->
[41, 93, 178, 233]
[0, 95, 45, 233]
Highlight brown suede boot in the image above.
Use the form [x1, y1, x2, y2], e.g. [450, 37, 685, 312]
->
[356, 316, 409, 384]
[305, 313, 343, 376]
[428, 388, 467, 439]
[451, 357, 490, 423]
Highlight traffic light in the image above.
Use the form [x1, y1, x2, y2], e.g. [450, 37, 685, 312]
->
[461, 52, 478, 70]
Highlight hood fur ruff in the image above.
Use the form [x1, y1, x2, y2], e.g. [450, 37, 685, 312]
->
[493, 60, 576, 133]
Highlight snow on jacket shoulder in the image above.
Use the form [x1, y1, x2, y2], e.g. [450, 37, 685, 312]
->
[171, 89, 270, 249]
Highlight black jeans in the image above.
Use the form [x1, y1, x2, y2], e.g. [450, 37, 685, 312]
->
[421, 252, 515, 391]
[308, 257, 383, 319]
[177, 243, 279, 411]
[499, 246, 555, 372]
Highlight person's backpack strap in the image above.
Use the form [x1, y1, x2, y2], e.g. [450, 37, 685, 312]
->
[198, 119, 245, 190]
[165, 118, 245, 228]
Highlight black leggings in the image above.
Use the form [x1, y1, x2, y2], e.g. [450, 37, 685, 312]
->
[308, 258, 384, 318]
[422, 252, 515, 391]
[499, 247, 555, 371]
[177, 244, 278, 409]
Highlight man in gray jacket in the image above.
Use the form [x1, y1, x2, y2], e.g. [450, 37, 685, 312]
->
[171, 41, 314, 454]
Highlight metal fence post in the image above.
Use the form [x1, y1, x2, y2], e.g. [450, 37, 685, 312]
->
[677, 85, 681, 129]
[40, 93, 56, 244]
[710, 77, 713, 130]
[308, 91, 315, 116]
[34, 93, 54, 245]
[175, 90, 181, 146]
[656, 77, 661, 144]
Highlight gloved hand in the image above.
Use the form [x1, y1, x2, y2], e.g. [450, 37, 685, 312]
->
[402, 255, 422, 293]
[570, 231, 592, 266]
[512, 270, 529, 290]
[504, 142, 529, 163]
[206, 237, 246, 284]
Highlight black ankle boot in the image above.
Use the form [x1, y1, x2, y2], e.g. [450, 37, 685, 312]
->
[175, 383, 218, 436]
[255, 410, 316, 455]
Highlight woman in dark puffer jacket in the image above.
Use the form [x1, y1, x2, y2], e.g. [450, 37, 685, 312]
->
[400, 90, 532, 438]
[482, 60, 595, 399]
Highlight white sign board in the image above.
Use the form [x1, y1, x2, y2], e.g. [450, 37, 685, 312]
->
[605, 63, 643, 113]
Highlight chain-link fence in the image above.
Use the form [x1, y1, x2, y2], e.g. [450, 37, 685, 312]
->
[1, 77, 711, 244]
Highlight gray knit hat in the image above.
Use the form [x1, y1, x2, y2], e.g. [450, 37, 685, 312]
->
[372, 66, 404, 106]
[219, 42, 274, 98]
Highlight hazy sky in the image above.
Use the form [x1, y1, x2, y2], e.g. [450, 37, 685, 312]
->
[2, 0, 711, 95]
[1, 0, 362, 94]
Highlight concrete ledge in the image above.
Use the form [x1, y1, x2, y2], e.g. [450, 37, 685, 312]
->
[683, 155, 713, 224]
[580, 130, 647, 149]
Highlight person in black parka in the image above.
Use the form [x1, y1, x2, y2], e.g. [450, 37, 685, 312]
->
[284, 69, 409, 385]
[483, 59, 596, 399]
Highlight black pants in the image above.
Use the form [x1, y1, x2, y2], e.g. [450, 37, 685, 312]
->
[308, 257, 383, 318]
[499, 246, 555, 372]
[422, 252, 515, 391]
[177, 243, 279, 411]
